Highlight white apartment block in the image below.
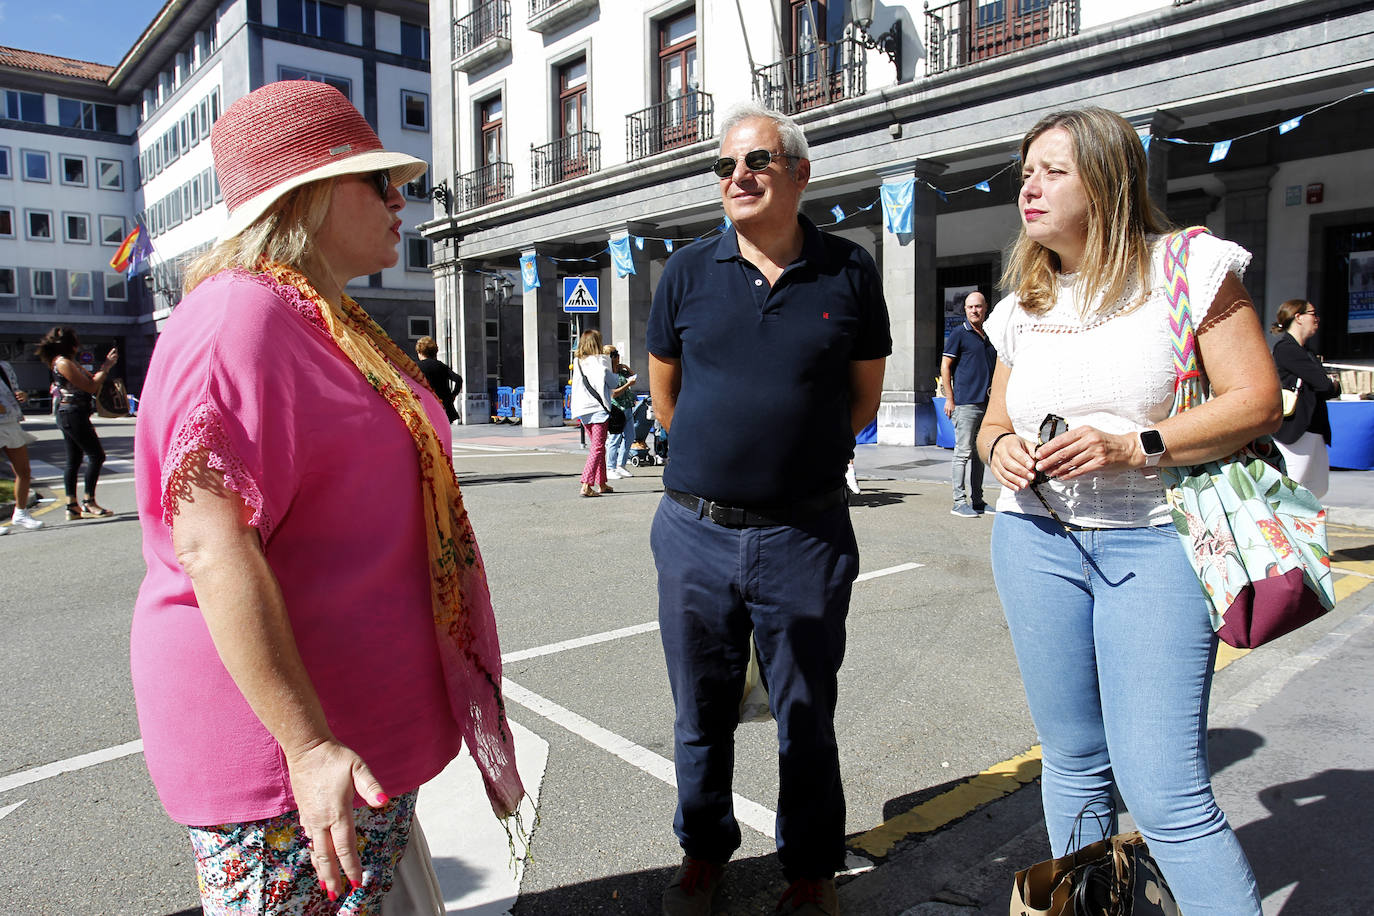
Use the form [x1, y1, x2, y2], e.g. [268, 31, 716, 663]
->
[1, 0, 434, 398]
[422, 0, 1374, 439]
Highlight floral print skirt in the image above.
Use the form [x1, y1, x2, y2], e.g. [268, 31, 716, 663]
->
[187, 791, 417, 915]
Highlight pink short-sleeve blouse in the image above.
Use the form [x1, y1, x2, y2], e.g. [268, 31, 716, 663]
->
[131, 270, 462, 826]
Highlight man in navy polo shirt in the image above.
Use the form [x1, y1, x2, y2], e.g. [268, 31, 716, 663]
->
[939, 291, 996, 517]
[647, 102, 890, 916]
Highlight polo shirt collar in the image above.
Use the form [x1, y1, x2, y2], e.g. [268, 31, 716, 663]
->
[713, 214, 824, 266]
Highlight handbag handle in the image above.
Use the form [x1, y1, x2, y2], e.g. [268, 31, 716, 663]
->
[1163, 226, 1211, 416]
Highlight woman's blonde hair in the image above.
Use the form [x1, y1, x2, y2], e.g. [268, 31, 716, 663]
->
[575, 329, 604, 359]
[1001, 107, 1172, 316]
[183, 179, 336, 292]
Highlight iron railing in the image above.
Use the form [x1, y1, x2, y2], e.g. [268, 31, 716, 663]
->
[456, 162, 514, 210]
[923, 0, 1078, 75]
[752, 37, 866, 116]
[531, 130, 601, 190]
[626, 91, 714, 160]
[452, 0, 510, 60]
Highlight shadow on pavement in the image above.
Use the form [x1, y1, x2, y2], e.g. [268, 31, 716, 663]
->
[848, 487, 913, 509]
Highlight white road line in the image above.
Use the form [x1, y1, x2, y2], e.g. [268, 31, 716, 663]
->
[502, 678, 777, 839]
[0, 738, 144, 794]
[452, 452, 551, 459]
[1334, 568, 1374, 581]
[502, 622, 661, 664]
[0, 800, 26, 822]
[501, 563, 924, 665]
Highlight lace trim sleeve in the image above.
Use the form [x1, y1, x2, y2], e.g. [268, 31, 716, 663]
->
[161, 401, 273, 539]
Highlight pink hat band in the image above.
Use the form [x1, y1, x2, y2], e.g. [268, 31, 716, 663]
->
[210, 81, 427, 240]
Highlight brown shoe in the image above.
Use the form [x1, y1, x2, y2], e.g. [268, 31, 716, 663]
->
[597, 482, 614, 494]
[662, 856, 724, 916]
[776, 877, 838, 915]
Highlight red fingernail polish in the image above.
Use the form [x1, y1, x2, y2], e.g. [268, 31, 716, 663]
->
[350, 877, 362, 891]
[376, 792, 389, 805]
[328, 888, 338, 902]
[319, 880, 327, 894]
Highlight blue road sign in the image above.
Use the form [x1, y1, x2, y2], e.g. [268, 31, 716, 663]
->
[563, 276, 599, 313]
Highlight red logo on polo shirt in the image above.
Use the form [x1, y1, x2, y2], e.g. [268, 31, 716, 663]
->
[823, 312, 830, 319]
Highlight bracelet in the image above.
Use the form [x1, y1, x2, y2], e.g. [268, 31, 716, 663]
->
[988, 431, 1016, 462]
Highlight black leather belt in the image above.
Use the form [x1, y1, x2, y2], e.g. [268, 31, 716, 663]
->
[665, 487, 848, 528]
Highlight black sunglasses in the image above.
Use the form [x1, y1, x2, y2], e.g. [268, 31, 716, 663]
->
[365, 170, 391, 200]
[1031, 414, 1067, 487]
[710, 149, 798, 179]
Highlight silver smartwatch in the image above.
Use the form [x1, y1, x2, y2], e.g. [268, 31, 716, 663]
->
[1138, 428, 1166, 467]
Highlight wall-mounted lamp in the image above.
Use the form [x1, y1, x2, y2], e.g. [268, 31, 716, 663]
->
[850, 0, 901, 76]
[430, 179, 452, 215]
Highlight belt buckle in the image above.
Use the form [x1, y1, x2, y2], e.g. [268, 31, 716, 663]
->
[707, 502, 745, 527]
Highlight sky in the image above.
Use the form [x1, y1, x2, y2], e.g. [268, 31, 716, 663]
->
[1, 0, 170, 66]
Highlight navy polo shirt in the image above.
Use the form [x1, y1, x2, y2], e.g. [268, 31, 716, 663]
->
[942, 321, 997, 407]
[647, 215, 891, 506]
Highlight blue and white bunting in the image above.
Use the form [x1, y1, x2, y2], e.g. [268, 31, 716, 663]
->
[519, 254, 540, 292]
[1278, 115, 1303, 135]
[974, 181, 991, 193]
[609, 236, 636, 277]
[1208, 139, 1232, 163]
[880, 177, 915, 235]
[830, 204, 845, 222]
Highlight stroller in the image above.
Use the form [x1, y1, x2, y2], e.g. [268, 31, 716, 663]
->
[631, 397, 669, 467]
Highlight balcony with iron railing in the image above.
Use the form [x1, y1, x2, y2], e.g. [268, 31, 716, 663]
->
[456, 162, 515, 210]
[626, 91, 714, 161]
[452, 0, 511, 72]
[531, 130, 602, 190]
[752, 37, 866, 116]
[923, 0, 1078, 76]
[528, 0, 598, 34]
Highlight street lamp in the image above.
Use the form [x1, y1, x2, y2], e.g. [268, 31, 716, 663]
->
[850, 0, 901, 76]
[484, 273, 516, 389]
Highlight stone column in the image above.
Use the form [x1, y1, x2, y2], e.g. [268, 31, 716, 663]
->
[454, 263, 489, 424]
[877, 160, 945, 446]
[521, 248, 566, 427]
[609, 222, 654, 379]
[1218, 166, 1278, 318]
[1128, 110, 1183, 216]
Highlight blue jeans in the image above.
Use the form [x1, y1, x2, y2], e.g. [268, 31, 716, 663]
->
[991, 512, 1260, 914]
[951, 402, 986, 508]
[606, 404, 636, 470]
[651, 493, 857, 880]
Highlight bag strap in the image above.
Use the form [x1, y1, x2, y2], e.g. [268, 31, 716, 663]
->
[577, 359, 612, 413]
[1164, 226, 1211, 417]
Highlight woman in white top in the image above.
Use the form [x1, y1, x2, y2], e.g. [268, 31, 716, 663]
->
[977, 108, 1279, 914]
[570, 329, 617, 497]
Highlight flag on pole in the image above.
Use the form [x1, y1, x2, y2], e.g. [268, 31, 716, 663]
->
[110, 222, 152, 276]
[519, 254, 540, 292]
[609, 236, 636, 277]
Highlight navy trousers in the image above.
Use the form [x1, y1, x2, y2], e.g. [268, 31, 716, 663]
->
[650, 493, 858, 880]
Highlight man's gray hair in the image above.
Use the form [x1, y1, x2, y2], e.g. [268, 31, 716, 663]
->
[719, 102, 810, 160]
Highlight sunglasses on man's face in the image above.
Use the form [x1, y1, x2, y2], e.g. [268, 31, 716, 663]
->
[710, 149, 797, 179]
[365, 170, 391, 200]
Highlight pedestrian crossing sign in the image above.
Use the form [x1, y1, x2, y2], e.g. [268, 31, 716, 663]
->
[562, 276, 599, 313]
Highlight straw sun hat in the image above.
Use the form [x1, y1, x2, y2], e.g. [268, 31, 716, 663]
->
[211, 80, 428, 241]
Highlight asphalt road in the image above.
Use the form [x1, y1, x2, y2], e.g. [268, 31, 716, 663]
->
[2, 418, 1372, 915]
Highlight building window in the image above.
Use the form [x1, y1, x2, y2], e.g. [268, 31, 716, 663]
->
[402, 90, 429, 131]
[60, 154, 88, 186]
[22, 150, 50, 182]
[96, 158, 124, 190]
[199, 98, 210, 136]
[210, 87, 221, 123]
[557, 57, 589, 139]
[279, 0, 347, 40]
[658, 10, 698, 106]
[0, 146, 10, 178]
[0, 269, 15, 296]
[277, 67, 352, 100]
[404, 169, 429, 200]
[401, 21, 430, 59]
[0, 208, 12, 238]
[104, 273, 128, 301]
[57, 98, 118, 132]
[408, 316, 433, 338]
[188, 109, 200, 146]
[64, 213, 91, 244]
[26, 210, 53, 240]
[405, 235, 430, 271]
[479, 96, 503, 165]
[69, 271, 93, 300]
[100, 215, 127, 245]
[32, 270, 56, 298]
[4, 90, 44, 123]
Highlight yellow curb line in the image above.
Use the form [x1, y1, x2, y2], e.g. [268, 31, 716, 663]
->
[850, 570, 1371, 860]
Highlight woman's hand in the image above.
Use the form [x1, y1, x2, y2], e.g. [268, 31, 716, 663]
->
[988, 433, 1036, 491]
[102, 348, 119, 371]
[1032, 426, 1138, 480]
[286, 739, 388, 899]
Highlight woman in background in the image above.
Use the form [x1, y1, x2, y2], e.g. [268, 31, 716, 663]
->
[1271, 298, 1340, 497]
[603, 345, 637, 479]
[570, 329, 616, 497]
[0, 360, 43, 532]
[35, 326, 118, 519]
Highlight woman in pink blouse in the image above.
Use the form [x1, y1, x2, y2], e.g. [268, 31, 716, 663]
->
[131, 81, 524, 913]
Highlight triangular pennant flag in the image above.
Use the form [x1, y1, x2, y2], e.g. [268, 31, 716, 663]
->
[1140, 134, 1152, 152]
[664, 239, 674, 253]
[1208, 139, 1232, 163]
[974, 181, 991, 193]
[935, 188, 948, 202]
[634, 236, 645, 250]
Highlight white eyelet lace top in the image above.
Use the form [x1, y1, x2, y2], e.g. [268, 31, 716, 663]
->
[984, 232, 1251, 528]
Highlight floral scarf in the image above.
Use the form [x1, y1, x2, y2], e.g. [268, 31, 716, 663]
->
[260, 260, 526, 821]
